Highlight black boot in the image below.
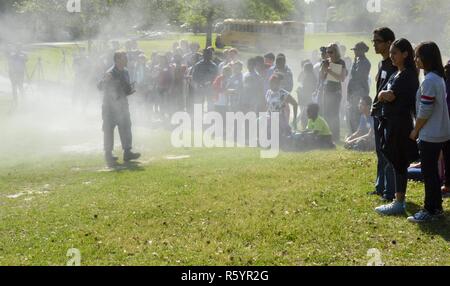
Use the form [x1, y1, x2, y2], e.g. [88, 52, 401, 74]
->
[124, 150, 141, 162]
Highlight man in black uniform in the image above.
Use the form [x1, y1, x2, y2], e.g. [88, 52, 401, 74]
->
[370, 27, 397, 201]
[98, 51, 141, 167]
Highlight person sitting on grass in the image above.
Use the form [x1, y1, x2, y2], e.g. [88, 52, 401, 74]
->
[344, 96, 375, 151]
[303, 103, 336, 149]
[407, 158, 446, 184]
[266, 73, 298, 139]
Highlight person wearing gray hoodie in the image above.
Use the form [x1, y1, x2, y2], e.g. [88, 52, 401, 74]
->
[408, 42, 450, 223]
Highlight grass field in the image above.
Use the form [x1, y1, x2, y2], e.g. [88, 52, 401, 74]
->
[0, 129, 449, 266]
[0, 33, 449, 266]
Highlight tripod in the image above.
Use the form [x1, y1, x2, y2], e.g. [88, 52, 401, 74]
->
[25, 56, 44, 98]
[28, 56, 44, 82]
[58, 49, 70, 82]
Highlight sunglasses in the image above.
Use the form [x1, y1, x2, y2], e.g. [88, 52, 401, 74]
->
[326, 51, 334, 54]
[372, 39, 385, 44]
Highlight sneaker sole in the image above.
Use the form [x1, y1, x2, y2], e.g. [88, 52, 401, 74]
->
[407, 215, 444, 223]
[375, 208, 405, 216]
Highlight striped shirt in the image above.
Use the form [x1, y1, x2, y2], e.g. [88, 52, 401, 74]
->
[416, 71, 450, 143]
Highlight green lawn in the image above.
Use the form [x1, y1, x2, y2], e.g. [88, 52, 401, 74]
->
[0, 33, 449, 266]
[0, 132, 449, 266]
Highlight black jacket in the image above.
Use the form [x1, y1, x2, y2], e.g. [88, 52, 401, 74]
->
[98, 66, 135, 102]
[348, 56, 371, 98]
[379, 68, 419, 173]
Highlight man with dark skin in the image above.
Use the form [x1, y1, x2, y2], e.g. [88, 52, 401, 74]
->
[98, 51, 141, 167]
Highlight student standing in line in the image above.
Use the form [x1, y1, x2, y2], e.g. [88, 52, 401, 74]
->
[270, 54, 294, 93]
[242, 57, 264, 113]
[370, 27, 397, 202]
[347, 42, 371, 134]
[375, 38, 420, 216]
[407, 42, 450, 222]
[320, 43, 348, 142]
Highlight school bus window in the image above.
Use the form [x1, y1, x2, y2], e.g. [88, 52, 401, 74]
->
[218, 20, 304, 50]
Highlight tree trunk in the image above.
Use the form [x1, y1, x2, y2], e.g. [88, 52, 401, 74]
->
[205, 9, 214, 48]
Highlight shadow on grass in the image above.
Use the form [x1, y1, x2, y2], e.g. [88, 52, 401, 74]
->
[406, 201, 450, 242]
[109, 161, 145, 172]
[406, 202, 422, 214]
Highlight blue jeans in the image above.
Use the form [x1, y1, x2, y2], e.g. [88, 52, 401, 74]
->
[374, 117, 395, 200]
[383, 154, 408, 195]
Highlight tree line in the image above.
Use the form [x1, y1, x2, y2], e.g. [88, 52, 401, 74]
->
[1, 0, 449, 53]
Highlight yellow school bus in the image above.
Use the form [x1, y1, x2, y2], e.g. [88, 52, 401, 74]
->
[215, 19, 305, 51]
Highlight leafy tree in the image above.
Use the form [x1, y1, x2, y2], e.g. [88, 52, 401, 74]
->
[377, 0, 450, 52]
[7, 0, 300, 43]
[181, 0, 298, 47]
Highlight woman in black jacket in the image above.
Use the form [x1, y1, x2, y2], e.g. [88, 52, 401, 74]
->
[375, 38, 420, 216]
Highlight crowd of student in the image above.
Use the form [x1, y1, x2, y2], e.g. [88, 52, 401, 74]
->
[70, 38, 373, 152]
[106, 31, 449, 223]
[123, 29, 450, 223]
[369, 27, 450, 223]
[7, 28, 450, 223]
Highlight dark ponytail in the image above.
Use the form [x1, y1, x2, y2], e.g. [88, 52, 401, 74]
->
[416, 41, 445, 79]
[392, 38, 417, 75]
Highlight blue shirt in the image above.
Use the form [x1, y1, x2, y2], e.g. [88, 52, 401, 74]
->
[358, 114, 374, 135]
